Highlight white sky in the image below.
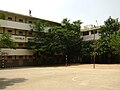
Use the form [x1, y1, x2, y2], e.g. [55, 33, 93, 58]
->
[0, 0, 120, 26]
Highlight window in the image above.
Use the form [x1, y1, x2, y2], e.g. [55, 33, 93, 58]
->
[19, 31, 23, 35]
[29, 56, 33, 62]
[7, 56, 12, 59]
[28, 32, 32, 36]
[91, 30, 97, 34]
[29, 56, 33, 59]
[29, 21, 32, 24]
[28, 38, 34, 42]
[19, 56, 23, 59]
[83, 31, 89, 36]
[18, 43, 23, 48]
[19, 19, 23, 22]
[8, 17, 12, 20]
[8, 30, 12, 34]
[7, 56, 12, 63]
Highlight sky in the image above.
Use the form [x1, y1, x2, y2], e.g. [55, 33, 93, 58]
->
[0, 0, 120, 26]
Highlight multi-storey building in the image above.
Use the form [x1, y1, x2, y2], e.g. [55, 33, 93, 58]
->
[0, 10, 60, 68]
[0, 10, 100, 68]
[81, 25, 100, 41]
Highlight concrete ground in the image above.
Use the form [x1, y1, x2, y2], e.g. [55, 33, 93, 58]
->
[0, 64, 120, 90]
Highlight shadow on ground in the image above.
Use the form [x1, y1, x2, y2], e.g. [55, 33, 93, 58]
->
[0, 78, 27, 89]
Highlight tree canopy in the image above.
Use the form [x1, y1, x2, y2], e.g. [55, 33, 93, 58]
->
[0, 33, 16, 49]
[29, 19, 83, 64]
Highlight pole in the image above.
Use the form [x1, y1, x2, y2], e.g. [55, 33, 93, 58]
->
[66, 55, 68, 66]
[1, 52, 8, 68]
[93, 30, 96, 69]
[1, 52, 5, 68]
[2, 57, 5, 68]
[93, 53, 95, 69]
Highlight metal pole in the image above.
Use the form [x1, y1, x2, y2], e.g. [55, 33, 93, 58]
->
[2, 57, 5, 68]
[93, 54, 95, 69]
[1, 52, 5, 68]
[93, 30, 96, 69]
[66, 55, 68, 66]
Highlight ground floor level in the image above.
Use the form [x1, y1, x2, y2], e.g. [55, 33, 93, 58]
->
[0, 55, 34, 68]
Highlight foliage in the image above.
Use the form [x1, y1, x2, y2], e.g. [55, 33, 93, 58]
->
[81, 41, 93, 57]
[96, 17, 120, 55]
[29, 19, 82, 63]
[99, 16, 119, 38]
[110, 31, 120, 55]
[81, 17, 120, 63]
[0, 33, 16, 49]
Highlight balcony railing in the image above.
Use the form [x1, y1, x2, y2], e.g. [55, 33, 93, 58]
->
[1, 48, 34, 55]
[82, 34, 100, 41]
[0, 19, 31, 30]
[11, 35, 33, 42]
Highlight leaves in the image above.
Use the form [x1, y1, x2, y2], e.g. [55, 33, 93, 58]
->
[96, 17, 120, 55]
[110, 32, 120, 55]
[29, 19, 82, 57]
[0, 33, 16, 49]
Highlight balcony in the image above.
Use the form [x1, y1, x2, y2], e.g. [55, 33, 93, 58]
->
[0, 19, 31, 30]
[0, 48, 34, 55]
[83, 34, 100, 41]
[12, 35, 33, 42]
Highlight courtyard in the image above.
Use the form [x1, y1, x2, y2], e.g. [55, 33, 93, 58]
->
[0, 64, 120, 90]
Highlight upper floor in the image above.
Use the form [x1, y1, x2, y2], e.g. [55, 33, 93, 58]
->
[0, 10, 101, 41]
[0, 10, 60, 30]
[81, 25, 100, 40]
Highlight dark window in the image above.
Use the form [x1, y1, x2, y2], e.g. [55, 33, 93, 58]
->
[83, 31, 89, 36]
[29, 21, 32, 24]
[7, 56, 12, 59]
[28, 32, 32, 36]
[28, 38, 34, 42]
[19, 19, 23, 22]
[7, 56, 12, 63]
[19, 56, 23, 59]
[91, 30, 97, 34]
[29, 56, 33, 59]
[8, 17, 12, 20]
[8, 30, 12, 34]
[19, 31, 23, 35]
[18, 44, 23, 48]
[29, 56, 33, 62]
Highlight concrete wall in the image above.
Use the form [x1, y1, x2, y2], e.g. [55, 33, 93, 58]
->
[1, 48, 34, 55]
[0, 19, 31, 30]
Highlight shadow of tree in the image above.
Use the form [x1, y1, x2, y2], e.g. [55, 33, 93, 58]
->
[0, 78, 27, 89]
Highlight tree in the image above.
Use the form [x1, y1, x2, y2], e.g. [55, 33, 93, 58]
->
[95, 17, 120, 63]
[61, 19, 82, 60]
[100, 16, 119, 38]
[110, 31, 120, 55]
[0, 33, 16, 51]
[29, 19, 83, 65]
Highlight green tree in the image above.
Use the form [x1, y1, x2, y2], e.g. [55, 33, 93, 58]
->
[98, 17, 119, 54]
[110, 32, 120, 55]
[30, 19, 83, 65]
[100, 16, 119, 38]
[0, 33, 16, 49]
[95, 17, 120, 63]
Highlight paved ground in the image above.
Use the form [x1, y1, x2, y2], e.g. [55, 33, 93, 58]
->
[0, 64, 120, 90]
